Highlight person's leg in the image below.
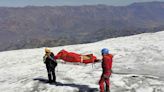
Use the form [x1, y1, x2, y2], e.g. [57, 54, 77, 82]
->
[48, 73, 52, 83]
[46, 64, 52, 83]
[99, 76, 105, 92]
[105, 78, 110, 92]
[52, 68, 56, 83]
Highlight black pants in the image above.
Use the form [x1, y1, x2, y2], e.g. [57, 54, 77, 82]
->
[46, 64, 56, 82]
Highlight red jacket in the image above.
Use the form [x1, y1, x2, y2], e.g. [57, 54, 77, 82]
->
[102, 54, 113, 76]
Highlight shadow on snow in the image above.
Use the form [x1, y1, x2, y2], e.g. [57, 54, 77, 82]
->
[33, 77, 98, 92]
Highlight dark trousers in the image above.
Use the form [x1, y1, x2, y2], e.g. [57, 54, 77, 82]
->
[46, 64, 56, 82]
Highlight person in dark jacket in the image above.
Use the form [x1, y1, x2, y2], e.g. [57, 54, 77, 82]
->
[43, 48, 57, 83]
[99, 48, 113, 92]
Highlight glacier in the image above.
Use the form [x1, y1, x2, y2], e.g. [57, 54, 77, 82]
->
[0, 31, 164, 92]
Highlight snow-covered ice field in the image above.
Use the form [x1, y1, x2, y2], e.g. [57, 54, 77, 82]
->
[0, 31, 164, 92]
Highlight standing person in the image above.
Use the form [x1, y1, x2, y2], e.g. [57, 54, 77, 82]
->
[43, 48, 57, 83]
[99, 48, 113, 92]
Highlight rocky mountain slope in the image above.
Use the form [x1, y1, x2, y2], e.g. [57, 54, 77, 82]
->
[0, 1, 164, 51]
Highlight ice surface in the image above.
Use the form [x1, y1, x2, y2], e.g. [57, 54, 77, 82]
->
[0, 31, 164, 92]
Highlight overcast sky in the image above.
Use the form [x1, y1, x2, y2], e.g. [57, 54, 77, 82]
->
[0, 0, 164, 7]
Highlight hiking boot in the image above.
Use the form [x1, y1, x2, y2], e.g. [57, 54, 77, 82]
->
[106, 87, 110, 92]
[48, 74, 52, 83]
[106, 89, 110, 92]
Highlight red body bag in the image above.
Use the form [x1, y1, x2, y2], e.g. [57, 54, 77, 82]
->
[55, 50, 97, 64]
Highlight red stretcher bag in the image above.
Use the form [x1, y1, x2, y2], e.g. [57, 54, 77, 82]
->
[55, 49, 97, 64]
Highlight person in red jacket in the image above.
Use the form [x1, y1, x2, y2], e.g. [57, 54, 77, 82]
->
[99, 48, 113, 92]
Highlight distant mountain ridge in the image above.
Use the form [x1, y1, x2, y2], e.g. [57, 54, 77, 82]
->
[0, 1, 164, 51]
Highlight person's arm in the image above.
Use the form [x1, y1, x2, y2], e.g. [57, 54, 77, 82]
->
[43, 55, 47, 63]
[104, 58, 111, 70]
[49, 53, 56, 62]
